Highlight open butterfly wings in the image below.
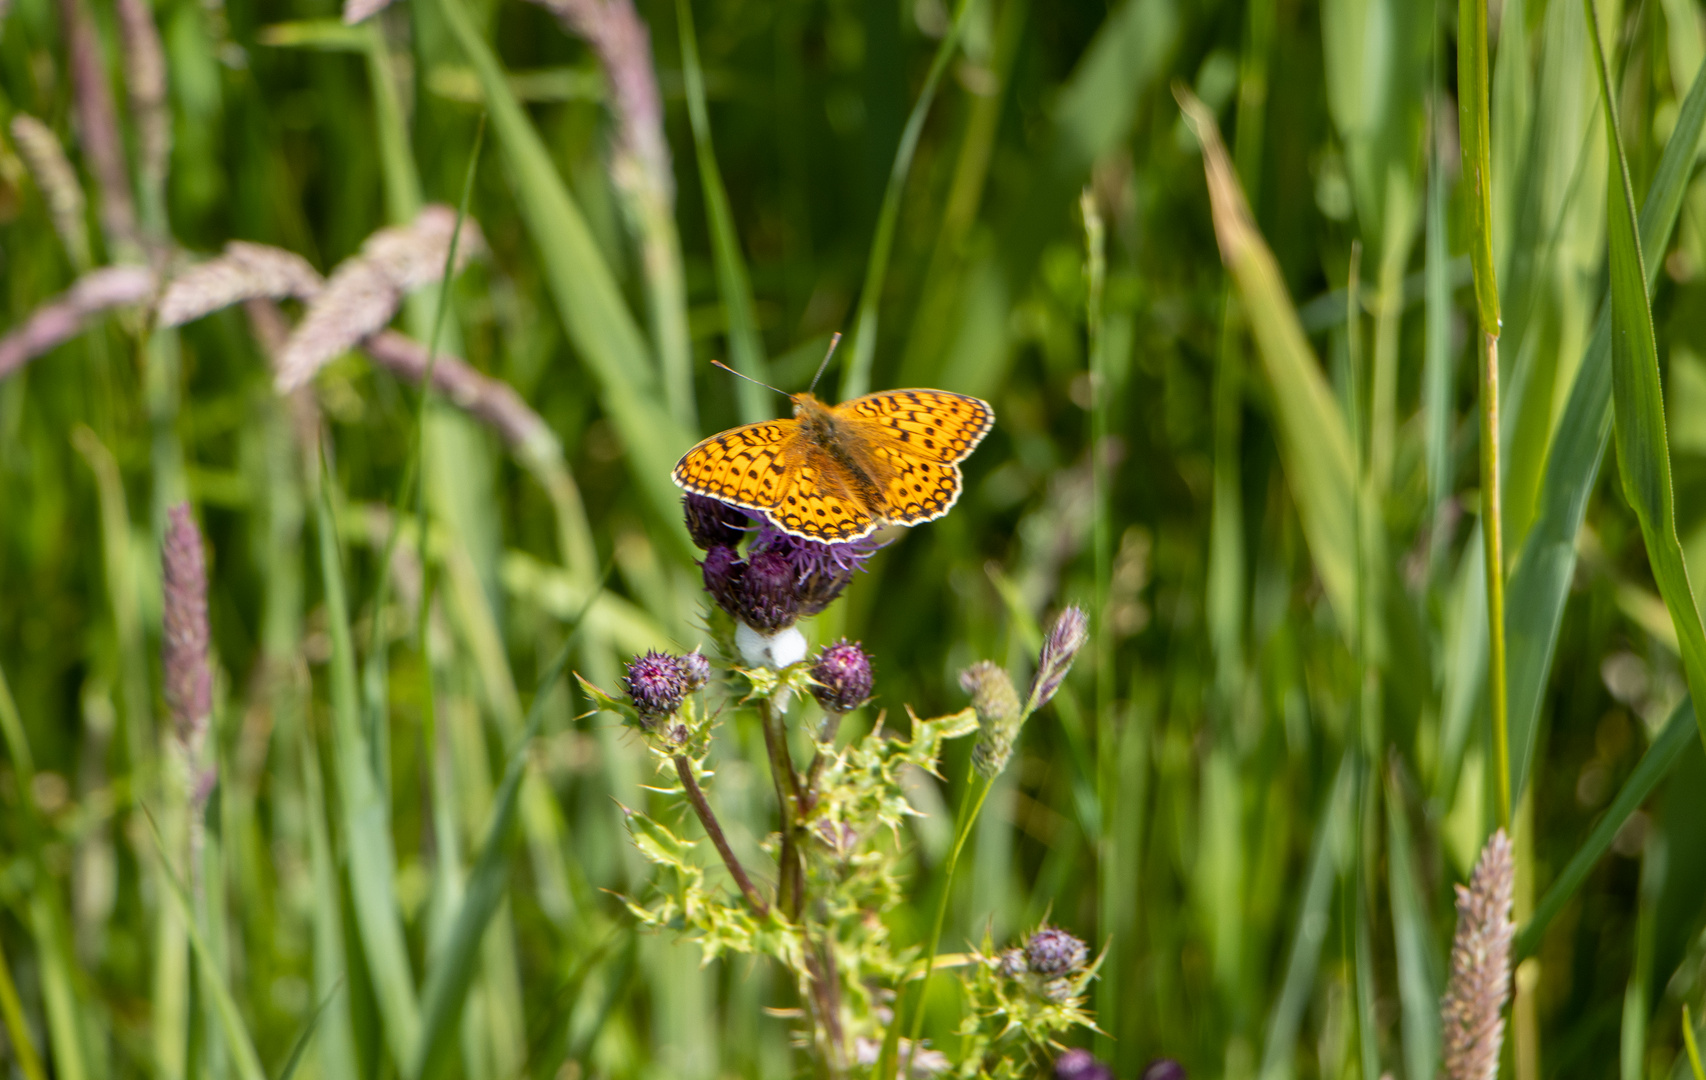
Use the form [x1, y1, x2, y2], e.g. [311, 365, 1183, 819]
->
[671, 389, 994, 542]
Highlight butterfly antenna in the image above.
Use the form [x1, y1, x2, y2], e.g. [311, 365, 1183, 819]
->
[807, 332, 843, 394]
[710, 359, 791, 400]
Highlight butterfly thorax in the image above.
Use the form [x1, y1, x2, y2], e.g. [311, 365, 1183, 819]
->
[792, 393, 884, 496]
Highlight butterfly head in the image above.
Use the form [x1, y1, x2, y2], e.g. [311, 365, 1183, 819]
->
[790, 392, 838, 439]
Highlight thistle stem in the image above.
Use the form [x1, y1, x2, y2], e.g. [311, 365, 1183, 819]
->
[674, 754, 768, 917]
[759, 696, 805, 916]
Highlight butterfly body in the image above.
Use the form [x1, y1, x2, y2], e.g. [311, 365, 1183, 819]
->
[673, 388, 994, 542]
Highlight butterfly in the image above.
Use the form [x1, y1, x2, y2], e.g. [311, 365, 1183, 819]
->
[672, 388, 995, 543]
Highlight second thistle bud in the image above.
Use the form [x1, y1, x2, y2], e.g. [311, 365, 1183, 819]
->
[680, 649, 711, 691]
[962, 660, 1023, 778]
[810, 639, 872, 715]
[683, 494, 750, 550]
[1025, 926, 1088, 978]
[622, 650, 687, 720]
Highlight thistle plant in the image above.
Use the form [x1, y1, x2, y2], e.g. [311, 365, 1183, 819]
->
[579, 494, 1096, 1076]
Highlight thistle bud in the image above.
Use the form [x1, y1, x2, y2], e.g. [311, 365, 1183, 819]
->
[733, 549, 799, 632]
[680, 649, 711, 691]
[961, 660, 1022, 778]
[996, 948, 1028, 980]
[683, 493, 749, 550]
[1025, 926, 1087, 978]
[701, 544, 741, 615]
[622, 650, 686, 720]
[810, 639, 872, 715]
[1141, 1060, 1188, 1080]
[1041, 977, 1075, 1003]
[1027, 605, 1089, 712]
[1055, 1050, 1115, 1080]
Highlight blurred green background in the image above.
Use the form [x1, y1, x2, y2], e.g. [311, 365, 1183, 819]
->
[3, 0, 1706, 1075]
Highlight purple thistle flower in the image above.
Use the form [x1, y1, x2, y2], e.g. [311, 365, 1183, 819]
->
[810, 640, 872, 715]
[1055, 1050, 1115, 1080]
[684, 493, 751, 550]
[1025, 926, 1088, 977]
[162, 503, 212, 742]
[749, 522, 878, 617]
[1027, 605, 1089, 712]
[689, 496, 879, 635]
[622, 650, 686, 719]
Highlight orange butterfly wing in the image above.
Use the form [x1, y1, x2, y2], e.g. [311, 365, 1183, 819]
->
[672, 421, 879, 541]
[835, 389, 994, 526]
[835, 389, 994, 463]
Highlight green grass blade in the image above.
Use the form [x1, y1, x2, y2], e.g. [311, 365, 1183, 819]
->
[1180, 90, 1369, 648]
[405, 598, 595, 1080]
[1385, 767, 1440, 1080]
[1258, 753, 1354, 1080]
[314, 461, 421, 1065]
[274, 981, 344, 1080]
[1585, 0, 1706, 751]
[1457, 0, 1499, 329]
[141, 810, 269, 1080]
[1504, 49, 1706, 799]
[1684, 1006, 1706, 1080]
[1515, 698, 1695, 957]
[298, 727, 359, 1080]
[839, 0, 977, 400]
[431, 0, 694, 540]
[1422, 84, 1454, 568]
[676, 0, 769, 424]
[0, 928, 48, 1080]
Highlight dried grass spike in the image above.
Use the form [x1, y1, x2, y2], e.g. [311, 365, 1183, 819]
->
[115, 0, 170, 197]
[526, 0, 671, 204]
[275, 205, 483, 391]
[158, 242, 324, 328]
[162, 503, 212, 741]
[60, 0, 139, 255]
[342, 0, 398, 23]
[363, 331, 559, 457]
[361, 203, 484, 291]
[0, 266, 158, 381]
[10, 115, 92, 269]
[1440, 828, 1515, 1080]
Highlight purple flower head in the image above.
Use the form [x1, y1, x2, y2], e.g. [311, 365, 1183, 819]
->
[810, 639, 873, 715]
[749, 522, 878, 617]
[680, 649, 711, 691]
[1055, 1050, 1114, 1080]
[1028, 605, 1089, 712]
[694, 504, 880, 633]
[1140, 1060, 1188, 1080]
[1025, 926, 1088, 977]
[622, 650, 686, 720]
[683, 493, 751, 550]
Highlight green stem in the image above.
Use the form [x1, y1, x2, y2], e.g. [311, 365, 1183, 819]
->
[1482, 328, 1511, 829]
[885, 763, 994, 1078]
